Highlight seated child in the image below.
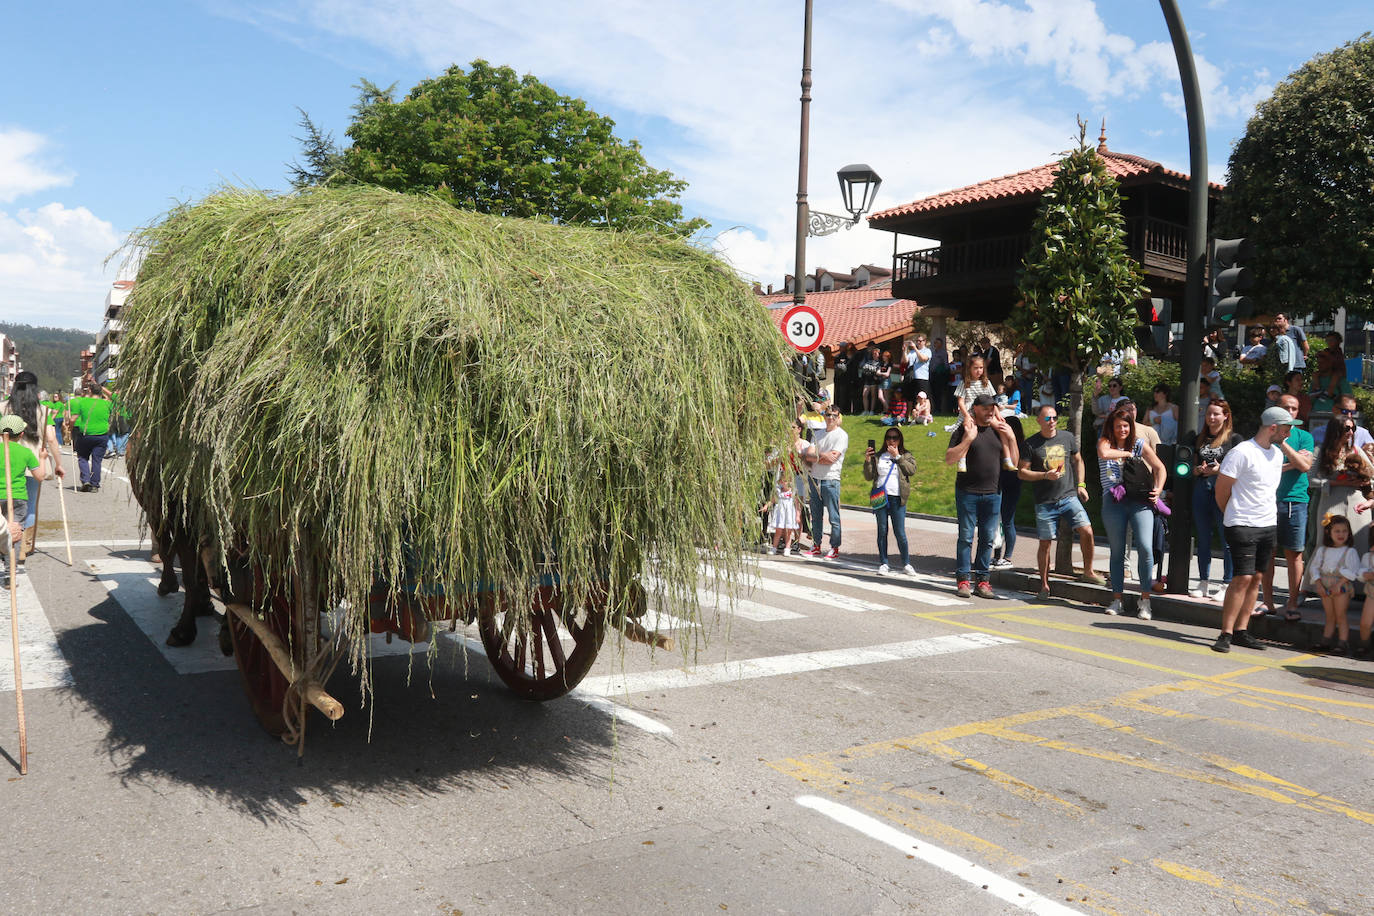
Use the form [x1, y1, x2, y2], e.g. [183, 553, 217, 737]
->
[996, 376, 1023, 417]
[881, 391, 908, 426]
[910, 391, 933, 425]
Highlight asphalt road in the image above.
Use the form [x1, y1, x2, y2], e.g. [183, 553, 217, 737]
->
[2, 450, 1373, 915]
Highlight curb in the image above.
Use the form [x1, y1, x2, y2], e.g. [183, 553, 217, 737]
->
[988, 567, 1334, 650]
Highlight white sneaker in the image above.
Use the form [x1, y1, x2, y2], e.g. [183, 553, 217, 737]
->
[782, 545, 793, 557]
[877, 563, 891, 575]
[1105, 599, 1122, 616]
[823, 547, 839, 560]
[903, 564, 917, 576]
[1189, 581, 1209, 598]
[1137, 597, 1152, 620]
[766, 545, 777, 555]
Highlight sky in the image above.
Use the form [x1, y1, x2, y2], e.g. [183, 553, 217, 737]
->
[2, 0, 1368, 333]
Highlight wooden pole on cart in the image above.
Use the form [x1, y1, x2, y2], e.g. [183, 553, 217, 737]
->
[4, 432, 28, 775]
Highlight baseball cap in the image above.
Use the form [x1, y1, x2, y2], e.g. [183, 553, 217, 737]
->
[1266, 384, 1282, 394]
[972, 394, 998, 407]
[0, 415, 25, 436]
[916, 391, 928, 399]
[1260, 406, 1301, 427]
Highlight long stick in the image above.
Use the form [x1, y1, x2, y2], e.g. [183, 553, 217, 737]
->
[4, 432, 28, 775]
[53, 450, 72, 566]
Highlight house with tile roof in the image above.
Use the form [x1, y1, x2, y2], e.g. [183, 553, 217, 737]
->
[759, 279, 916, 355]
[867, 130, 1224, 336]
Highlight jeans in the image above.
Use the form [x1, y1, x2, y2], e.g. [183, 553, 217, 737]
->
[53, 423, 64, 447]
[1102, 496, 1154, 593]
[874, 495, 908, 566]
[77, 433, 109, 487]
[998, 477, 1021, 559]
[956, 489, 1001, 583]
[23, 477, 38, 528]
[809, 478, 842, 549]
[109, 431, 130, 456]
[1192, 480, 1233, 582]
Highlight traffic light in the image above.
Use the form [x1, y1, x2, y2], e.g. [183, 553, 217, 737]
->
[1207, 237, 1255, 326]
[1173, 443, 1195, 479]
[1134, 297, 1171, 355]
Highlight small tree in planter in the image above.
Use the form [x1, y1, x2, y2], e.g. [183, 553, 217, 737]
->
[1007, 121, 1148, 571]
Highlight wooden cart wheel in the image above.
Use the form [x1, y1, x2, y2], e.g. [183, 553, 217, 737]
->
[226, 577, 300, 736]
[479, 586, 605, 700]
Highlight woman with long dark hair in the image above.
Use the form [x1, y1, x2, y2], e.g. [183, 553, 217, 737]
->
[863, 426, 917, 575]
[1313, 414, 1374, 556]
[1097, 405, 1165, 618]
[1189, 399, 1242, 598]
[2, 371, 65, 562]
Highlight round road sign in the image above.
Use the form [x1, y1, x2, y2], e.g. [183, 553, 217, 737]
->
[781, 304, 824, 353]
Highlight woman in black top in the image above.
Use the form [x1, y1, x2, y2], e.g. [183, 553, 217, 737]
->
[1189, 399, 1241, 598]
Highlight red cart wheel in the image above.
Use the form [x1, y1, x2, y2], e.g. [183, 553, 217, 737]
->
[479, 586, 605, 700]
[227, 575, 301, 736]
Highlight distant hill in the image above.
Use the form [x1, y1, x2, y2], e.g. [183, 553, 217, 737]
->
[0, 323, 94, 394]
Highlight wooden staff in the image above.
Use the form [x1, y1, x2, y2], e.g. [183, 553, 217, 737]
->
[4, 431, 28, 774]
[52, 446, 73, 566]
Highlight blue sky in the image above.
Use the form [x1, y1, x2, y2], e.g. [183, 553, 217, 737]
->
[2, 0, 1368, 331]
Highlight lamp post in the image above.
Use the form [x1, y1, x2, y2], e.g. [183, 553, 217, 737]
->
[792, 0, 881, 307]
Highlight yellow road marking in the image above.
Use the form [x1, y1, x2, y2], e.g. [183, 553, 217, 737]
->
[1151, 860, 1319, 913]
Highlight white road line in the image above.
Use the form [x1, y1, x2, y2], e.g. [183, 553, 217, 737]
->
[642, 605, 699, 633]
[796, 796, 1081, 915]
[51, 539, 147, 549]
[578, 632, 1014, 696]
[693, 589, 804, 622]
[756, 559, 967, 607]
[702, 564, 889, 613]
[0, 572, 73, 691]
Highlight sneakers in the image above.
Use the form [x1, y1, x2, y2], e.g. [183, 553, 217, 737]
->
[877, 563, 891, 575]
[782, 545, 793, 557]
[955, 580, 973, 598]
[990, 557, 1013, 569]
[78, 483, 93, 493]
[1105, 599, 1122, 615]
[974, 582, 996, 599]
[1211, 633, 1232, 653]
[1188, 582, 1209, 598]
[902, 564, 917, 577]
[1078, 571, 1105, 585]
[1137, 597, 1152, 620]
[765, 545, 777, 555]
[1230, 630, 1267, 651]
[822, 547, 839, 560]
[803, 546, 824, 558]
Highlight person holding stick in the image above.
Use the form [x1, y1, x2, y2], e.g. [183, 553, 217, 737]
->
[69, 381, 113, 492]
[3, 372, 65, 563]
[1, 416, 44, 586]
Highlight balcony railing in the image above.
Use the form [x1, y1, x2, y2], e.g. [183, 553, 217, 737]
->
[893, 217, 1188, 284]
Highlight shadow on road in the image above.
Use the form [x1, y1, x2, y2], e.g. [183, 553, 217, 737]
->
[52, 591, 623, 825]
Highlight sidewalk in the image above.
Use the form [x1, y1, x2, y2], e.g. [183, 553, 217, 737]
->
[783, 504, 1335, 651]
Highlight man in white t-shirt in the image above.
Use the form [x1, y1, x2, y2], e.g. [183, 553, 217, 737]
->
[1211, 406, 1299, 653]
[910, 334, 933, 403]
[803, 407, 849, 559]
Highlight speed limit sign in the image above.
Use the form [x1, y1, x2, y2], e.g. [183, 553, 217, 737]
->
[781, 304, 824, 353]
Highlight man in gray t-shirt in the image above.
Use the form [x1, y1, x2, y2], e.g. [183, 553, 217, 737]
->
[1018, 404, 1103, 597]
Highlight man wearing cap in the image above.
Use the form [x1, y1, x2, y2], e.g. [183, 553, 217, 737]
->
[1211, 405, 1303, 652]
[1259, 394, 1314, 620]
[946, 393, 1016, 598]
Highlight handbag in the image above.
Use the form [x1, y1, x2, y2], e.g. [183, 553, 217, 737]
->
[869, 460, 897, 510]
[1120, 441, 1154, 501]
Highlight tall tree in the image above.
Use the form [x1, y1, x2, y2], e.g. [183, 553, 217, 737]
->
[286, 108, 347, 190]
[338, 60, 706, 237]
[1220, 35, 1374, 321]
[1007, 121, 1148, 441]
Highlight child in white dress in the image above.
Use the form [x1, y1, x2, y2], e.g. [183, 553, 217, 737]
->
[1307, 513, 1360, 654]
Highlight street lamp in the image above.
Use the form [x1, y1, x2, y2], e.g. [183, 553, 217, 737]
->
[792, 0, 882, 306]
[808, 164, 883, 237]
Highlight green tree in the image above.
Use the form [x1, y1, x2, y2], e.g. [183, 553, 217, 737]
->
[1008, 121, 1148, 439]
[1220, 34, 1374, 321]
[286, 108, 347, 190]
[338, 60, 706, 237]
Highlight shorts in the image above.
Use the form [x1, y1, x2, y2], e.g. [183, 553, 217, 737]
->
[1034, 494, 1091, 540]
[1223, 524, 1276, 577]
[1275, 501, 1307, 553]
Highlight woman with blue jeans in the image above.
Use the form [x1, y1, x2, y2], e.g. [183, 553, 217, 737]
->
[1097, 406, 1166, 618]
[863, 427, 917, 575]
[1190, 400, 1241, 598]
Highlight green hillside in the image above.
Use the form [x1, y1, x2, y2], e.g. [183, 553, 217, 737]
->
[0, 323, 93, 394]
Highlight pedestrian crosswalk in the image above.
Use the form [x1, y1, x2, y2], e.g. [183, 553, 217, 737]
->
[4, 550, 977, 690]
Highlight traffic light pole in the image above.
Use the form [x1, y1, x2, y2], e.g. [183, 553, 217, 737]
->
[1160, 0, 1207, 594]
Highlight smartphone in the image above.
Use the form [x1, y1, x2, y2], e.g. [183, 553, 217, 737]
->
[867, 438, 876, 452]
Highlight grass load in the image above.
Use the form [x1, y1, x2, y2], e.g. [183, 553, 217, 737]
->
[120, 185, 793, 687]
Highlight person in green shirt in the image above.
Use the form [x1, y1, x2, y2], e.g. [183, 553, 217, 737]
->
[0, 414, 45, 586]
[41, 395, 67, 447]
[70, 383, 114, 492]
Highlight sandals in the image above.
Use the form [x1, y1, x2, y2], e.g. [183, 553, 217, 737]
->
[1283, 610, 1303, 622]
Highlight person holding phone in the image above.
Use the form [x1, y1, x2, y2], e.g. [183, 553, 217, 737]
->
[864, 428, 917, 575]
[1190, 400, 1242, 598]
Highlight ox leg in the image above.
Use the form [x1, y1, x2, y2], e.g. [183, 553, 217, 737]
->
[165, 543, 210, 647]
[154, 531, 180, 597]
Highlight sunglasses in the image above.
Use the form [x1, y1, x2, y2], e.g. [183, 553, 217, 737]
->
[1039, 414, 1058, 421]
[1340, 409, 1357, 415]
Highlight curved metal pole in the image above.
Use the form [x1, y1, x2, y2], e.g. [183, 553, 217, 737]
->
[1160, 0, 1208, 594]
[793, 0, 814, 308]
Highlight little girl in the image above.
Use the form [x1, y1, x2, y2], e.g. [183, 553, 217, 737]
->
[911, 391, 933, 426]
[767, 448, 802, 556]
[1307, 513, 1360, 654]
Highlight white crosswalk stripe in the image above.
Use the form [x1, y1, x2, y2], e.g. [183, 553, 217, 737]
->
[754, 558, 967, 607]
[0, 572, 73, 691]
[702, 564, 889, 613]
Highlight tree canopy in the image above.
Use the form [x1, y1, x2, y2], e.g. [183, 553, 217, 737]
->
[1008, 122, 1147, 432]
[297, 60, 705, 237]
[1220, 34, 1374, 321]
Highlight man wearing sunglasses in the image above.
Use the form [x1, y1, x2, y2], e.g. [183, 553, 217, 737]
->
[1019, 404, 1104, 599]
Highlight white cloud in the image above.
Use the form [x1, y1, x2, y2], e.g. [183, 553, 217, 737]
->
[0, 128, 73, 203]
[0, 203, 123, 331]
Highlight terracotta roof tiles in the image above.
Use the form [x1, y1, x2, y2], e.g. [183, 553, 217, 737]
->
[759, 283, 915, 351]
